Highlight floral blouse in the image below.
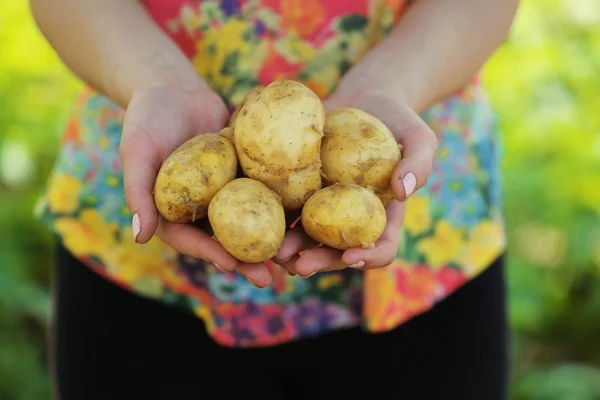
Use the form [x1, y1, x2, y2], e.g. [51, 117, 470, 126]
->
[39, 0, 507, 347]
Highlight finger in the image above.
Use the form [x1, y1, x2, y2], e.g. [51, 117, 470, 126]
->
[274, 228, 318, 263]
[280, 254, 300, 276]
[295, 247, 345, 277]
[235, 263, 273, 288]
[120, 121, 164, 244]
[342, 199, 405, 268]
[156, 218, 238, 272]
[390, 110, 438, 201]
[322, 96, 347, 113]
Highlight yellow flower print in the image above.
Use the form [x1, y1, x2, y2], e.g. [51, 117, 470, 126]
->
[54, 209, 118, 257]
[416, 221, 465, 268]
[104, 227, 179, 287]
[317, 273, 343, 290]
[180, 4, 205, 35]
[193, 18, 258, 92]
[47, 174, 82, 214]
[364, 267, 397, 328]
[106, 175, 119, 187]
[131, 277, 164, 299]
[98, 137, 110, 150]
[274, 33, 316, 64]
[456, 220, 506, 277]
[195, 305, 216, 333]
[438, 147, 450, 160]
[346, 31, 370, 64]
[404, 196, 432, 236]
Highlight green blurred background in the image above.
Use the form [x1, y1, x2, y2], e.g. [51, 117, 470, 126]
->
[1, 0, 600, 399]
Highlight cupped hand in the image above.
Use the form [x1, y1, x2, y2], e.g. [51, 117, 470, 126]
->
[119, 86, 272, 287]
[274, 91, 438, 277]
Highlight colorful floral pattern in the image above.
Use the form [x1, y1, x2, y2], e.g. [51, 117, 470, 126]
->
[38, 0, 506, 348]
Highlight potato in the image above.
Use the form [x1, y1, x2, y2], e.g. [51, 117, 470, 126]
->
[301, 183, 386, 250]
[154, 133, 237, 223]
[208, 178, 286, 263]
[234, 79, 325, 210]
[321, 107, 401, 205]
[218, 126, 235, 143]
[228, 85, 265, 128]
[240, 159, 322, 210]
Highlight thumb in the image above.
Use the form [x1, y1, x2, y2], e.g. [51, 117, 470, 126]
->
[322, 92, 348, 114]
[119, 124, 162, 244]
[390, 109, 438, 201]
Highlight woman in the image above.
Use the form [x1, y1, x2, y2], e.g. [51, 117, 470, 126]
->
[32, 0, 519, 398]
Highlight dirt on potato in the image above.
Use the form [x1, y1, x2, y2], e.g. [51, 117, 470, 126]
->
[301, 183, 386, 250]
[154, 133, 238, 223]
[208, 178, 286, 263]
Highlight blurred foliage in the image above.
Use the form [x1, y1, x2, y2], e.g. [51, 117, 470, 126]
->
[0, 1, 80, 399]
[482, 0, 600, 396]
[0, 0, 599, 399]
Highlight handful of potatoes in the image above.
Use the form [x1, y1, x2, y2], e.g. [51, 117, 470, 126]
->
[154, 80, 401, 263]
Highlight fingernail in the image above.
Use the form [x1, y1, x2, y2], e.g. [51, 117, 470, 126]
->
[305, 272, 316, 278]
[213, 262, 225, 272]
[275, 255, 292, 263]
[402, 173, 416, 198]
[276, 264, 293, 276]
[132, 213, 141, 242]
[348, 261, 365, 269]
[248, 278, 259, 287]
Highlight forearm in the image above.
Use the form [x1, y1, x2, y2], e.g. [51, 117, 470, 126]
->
[30, 0, 203, 108]
[337, 0, 519, 113]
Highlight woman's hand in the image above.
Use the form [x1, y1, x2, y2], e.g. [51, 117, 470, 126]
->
[120, 86, 273, 288]
[274, 91, 438, 276]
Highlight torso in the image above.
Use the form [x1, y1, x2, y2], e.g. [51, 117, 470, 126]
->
[40, 0, 506, 347]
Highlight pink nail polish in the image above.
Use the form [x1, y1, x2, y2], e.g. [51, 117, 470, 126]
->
[348, 261, 365, 269]
[132, 213, 141, 242]
[213, 262, 225, 272]
[275, 263, 293, 276]
[275, 255, 292, 263]
[402, 173, 416, 198]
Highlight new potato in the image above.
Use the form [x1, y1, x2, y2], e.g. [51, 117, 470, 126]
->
[234, 79, 325, 210]
[208, 178, 286, 263]
[301, 183, 387, 250]
[228, 85, 265, 128]
[321, 107, 401, 205]
[154, 133, 237, 223]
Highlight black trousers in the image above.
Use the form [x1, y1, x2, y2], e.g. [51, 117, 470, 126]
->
[49, 245, 509, 400]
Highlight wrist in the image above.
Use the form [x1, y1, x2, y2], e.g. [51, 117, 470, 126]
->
[334, 61, 427, 114]
[104, 48, 207, 109]
[331, 77, 419, 115]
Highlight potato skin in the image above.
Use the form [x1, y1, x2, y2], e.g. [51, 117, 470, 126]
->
[301, 184, 386, 250]
[321, 107, 401, 205]
[154, 134, 238, 223]
[234, 79, 325, 210]
[228, 85, 265, 128]
[208, 178, 286, 263]
[240, 161, 322, 210]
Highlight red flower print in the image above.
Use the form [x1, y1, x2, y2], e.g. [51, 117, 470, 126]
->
[395, 266, 439, 304]
[143, 0, 197, 58]
[280, 0, 327, 39]
[257, 39, 303, 83]
[435, 266, 469, 293]
[61, 118, 80, 146]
